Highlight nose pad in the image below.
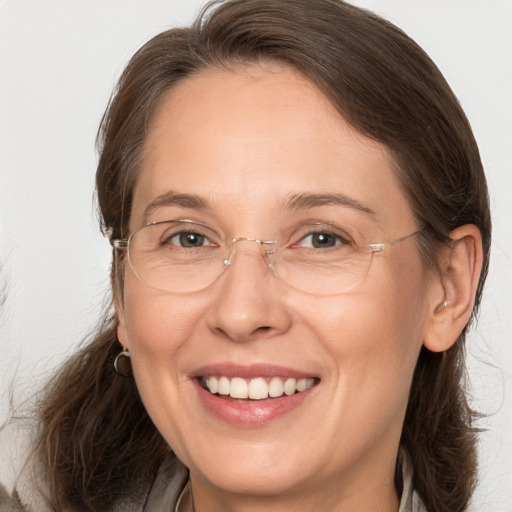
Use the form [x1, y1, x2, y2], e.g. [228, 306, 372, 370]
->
[207, 239, 291, 342]
[230, 241, 275, 264]
[223, 238, 277, 275]
[263, 247, 277, 270]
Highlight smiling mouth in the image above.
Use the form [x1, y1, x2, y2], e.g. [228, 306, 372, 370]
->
[200, 376, 319, 400]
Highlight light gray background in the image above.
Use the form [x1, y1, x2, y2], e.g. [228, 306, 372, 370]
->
[1, 1, 511, 509]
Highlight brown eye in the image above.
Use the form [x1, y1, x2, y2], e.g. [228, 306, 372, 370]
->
[310, 233, 337, 248]
[168, 231, 208, 248]
[297, 231, 347, 249]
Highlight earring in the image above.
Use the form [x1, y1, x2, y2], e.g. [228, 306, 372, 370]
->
[435, 300, 450, 313]
[436, 300, 450, 313]
[114, 348, 132, 377]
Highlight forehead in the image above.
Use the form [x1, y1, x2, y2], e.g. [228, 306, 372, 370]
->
[133, 63, 413, 231]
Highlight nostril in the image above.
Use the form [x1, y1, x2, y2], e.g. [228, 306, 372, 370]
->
[211, 324, 273, 342]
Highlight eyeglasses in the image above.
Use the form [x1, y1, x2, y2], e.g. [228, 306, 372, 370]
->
[113, 219, 423, 295]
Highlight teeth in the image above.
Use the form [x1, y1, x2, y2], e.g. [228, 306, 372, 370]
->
[218, 376, 230, 395]
[248, 378, 268, 400]
[205, 377, 218, 394]
[283, 378, 296, 396]
[230, 377, 248, 399]
[296, 378, 307, 392]
[268, 377, 284, 397]
[203, 376, 316, 399]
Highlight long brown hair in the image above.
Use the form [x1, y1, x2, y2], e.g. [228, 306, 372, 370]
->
[34, 1, 491, 510]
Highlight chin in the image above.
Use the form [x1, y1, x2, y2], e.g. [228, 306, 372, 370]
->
[193, 457, 311, 498]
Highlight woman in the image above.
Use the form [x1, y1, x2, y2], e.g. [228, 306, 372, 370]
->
[4, 0, 490, 510]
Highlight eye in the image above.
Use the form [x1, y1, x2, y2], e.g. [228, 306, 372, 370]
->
[166, 230, 211, 248]
[296, 231, 349, 249]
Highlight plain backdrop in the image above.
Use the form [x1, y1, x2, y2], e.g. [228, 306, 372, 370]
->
[1, 1, 511, 509]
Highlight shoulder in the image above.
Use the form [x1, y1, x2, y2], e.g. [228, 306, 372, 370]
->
[143, 453, 189, 511]
[0, 482, 24, 512]
[0, 419, 50, 511]
[0, 420, 29, 495]
[0, 419, 57, 512]
[398, 449, 427, 512]
[1, 422, 189, 512]
[1, 422, 186, 512]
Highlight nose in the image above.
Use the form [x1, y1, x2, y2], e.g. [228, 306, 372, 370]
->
[206, 240, 292, 343]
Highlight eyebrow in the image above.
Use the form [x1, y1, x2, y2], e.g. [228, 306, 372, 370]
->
[142, 190, 376, 221]
[284, 193, 376, 216]
[143, 191, 209, 221]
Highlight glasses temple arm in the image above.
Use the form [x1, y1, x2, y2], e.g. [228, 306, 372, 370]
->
[112, 239, 128, 250]
[368, 227, 424, 253]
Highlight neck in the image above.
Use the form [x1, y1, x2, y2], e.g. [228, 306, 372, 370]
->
[189, 462, 400, 512]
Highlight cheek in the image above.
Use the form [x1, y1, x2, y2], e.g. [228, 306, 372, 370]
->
[303, 255, 429, 400]
[119, 274, 208, 379]
[118, 277, 212, 450]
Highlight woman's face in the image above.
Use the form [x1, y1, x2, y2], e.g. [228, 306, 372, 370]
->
[117, 64, 436, 507]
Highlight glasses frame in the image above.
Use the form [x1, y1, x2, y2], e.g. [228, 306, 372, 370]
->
[112, 219, 424, 293]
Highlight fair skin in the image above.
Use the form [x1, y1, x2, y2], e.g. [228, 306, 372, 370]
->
[117, 63, 482, 512]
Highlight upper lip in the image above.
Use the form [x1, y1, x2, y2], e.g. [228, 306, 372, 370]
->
[190, 363, 319, 380]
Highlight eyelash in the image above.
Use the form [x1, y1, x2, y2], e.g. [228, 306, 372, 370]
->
[164, 231, 218, 248]
[161, 226, 353, 250]
[293, 230, 351, 249]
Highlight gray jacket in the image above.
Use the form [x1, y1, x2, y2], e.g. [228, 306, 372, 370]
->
[1, 449, 427, 511]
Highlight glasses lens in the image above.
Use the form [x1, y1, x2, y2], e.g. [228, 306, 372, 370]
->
[127, 221, 225, 293]
[127, 220, 375, 294]
[273, 244, 373, 295]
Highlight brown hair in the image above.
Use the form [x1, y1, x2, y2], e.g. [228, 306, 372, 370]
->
[34, 1, 491, 510]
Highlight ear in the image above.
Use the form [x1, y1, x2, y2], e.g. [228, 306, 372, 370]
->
[423, 224, 483, 352]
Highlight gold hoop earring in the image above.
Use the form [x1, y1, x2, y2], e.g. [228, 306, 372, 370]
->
[114, 348, 132, 377]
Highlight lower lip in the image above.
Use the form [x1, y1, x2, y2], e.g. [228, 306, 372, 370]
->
[192, 379, 316, 426]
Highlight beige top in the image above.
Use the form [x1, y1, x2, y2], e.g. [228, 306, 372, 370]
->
[144, 451, 426, 512]
[1, 449, 427, 512]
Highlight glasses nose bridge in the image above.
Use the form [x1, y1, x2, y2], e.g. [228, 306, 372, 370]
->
[224, 237, 279, 269]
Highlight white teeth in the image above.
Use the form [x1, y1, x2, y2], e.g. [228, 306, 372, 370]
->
[248, 378, 268, 400]
[283, 378, 296, 396]
[204, 375, 316, 399]
[230, 377, 248, 399]
[217, 376, 230, 395]
[296, 378, 307, 392]
[268, 377, 284, 397]
[206, 377, 218, 394]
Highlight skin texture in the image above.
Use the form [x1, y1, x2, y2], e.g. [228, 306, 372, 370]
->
[116, 64, 481, 512]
